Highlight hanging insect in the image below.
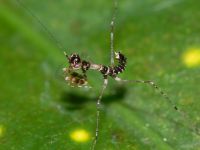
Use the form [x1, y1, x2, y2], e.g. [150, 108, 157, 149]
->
[62, 51, 127, 86]
[61, 2, 180, 149]
[16, 0, 199, 150]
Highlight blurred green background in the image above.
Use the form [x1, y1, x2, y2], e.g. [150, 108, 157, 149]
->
[0, 0, 200, 149]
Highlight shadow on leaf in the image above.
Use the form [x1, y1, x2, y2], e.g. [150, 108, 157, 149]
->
[60, 85, 127, 110]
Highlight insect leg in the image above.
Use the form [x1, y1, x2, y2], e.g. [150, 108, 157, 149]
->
[114, 77, 178, 111]
[114, 77, 200, 135]
[110, 0, 118, 66]
[91, 76, 108, 150]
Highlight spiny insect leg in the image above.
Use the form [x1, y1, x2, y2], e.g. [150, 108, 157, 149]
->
[110, 0, 118, 66]
[114, 77, 178, 111]
[91, 76, 108, 150]
[114, 77, 200, 136]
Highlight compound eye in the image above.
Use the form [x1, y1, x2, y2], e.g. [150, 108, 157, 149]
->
[69, 54, 81, 68]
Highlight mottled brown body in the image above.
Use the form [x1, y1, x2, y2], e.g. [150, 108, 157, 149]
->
[63, 52, 127, 87]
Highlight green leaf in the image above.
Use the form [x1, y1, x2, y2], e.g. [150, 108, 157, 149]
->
[0, 0, 200, 150]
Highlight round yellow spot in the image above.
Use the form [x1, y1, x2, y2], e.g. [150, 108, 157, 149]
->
[70, 129, 90, 142]
[0, 125, 5, 138]
[182, 48, 200, 68]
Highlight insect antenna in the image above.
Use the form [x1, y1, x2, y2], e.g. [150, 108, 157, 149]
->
[16, 0, 66, 53]
[16, 0, 72, 84]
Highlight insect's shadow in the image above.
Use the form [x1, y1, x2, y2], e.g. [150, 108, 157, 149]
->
[60, 86, 200, 136]
[60, 85, 127, 110]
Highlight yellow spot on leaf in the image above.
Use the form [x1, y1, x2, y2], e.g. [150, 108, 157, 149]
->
[0, 125, 5, 138]
[182, 48, 200, 68]
[70, 129, 90, 142]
